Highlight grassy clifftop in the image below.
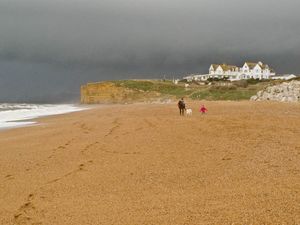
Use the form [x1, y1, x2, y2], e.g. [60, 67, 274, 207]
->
[112, 80, 194, 97]
[80, 79, 280, 104]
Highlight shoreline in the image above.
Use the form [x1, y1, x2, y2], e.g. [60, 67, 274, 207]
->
[0, 101, 176, 132]
[0, 104, 91, 131]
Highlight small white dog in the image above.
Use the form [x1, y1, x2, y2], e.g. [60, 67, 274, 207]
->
[186, 108, 192, 116]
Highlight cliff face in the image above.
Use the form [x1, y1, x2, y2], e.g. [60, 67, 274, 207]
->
[80, 81, 163, 104]
[81, 82, 130, 104]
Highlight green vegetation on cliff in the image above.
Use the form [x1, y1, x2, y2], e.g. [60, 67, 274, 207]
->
[112, 80, 193, 97]
[190, 87, 258, 101]
[113, 79, 270, 100]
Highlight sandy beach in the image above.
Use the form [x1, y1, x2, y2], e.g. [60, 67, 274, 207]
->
[1, 101, 300, 225]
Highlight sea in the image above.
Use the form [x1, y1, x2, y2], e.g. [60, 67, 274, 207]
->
[0, 103, 85, 130]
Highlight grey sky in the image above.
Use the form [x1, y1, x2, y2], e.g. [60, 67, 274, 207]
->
[0, 0, 299, 102]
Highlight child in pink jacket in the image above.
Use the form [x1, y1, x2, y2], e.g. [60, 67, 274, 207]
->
[199, 105, 208, 114]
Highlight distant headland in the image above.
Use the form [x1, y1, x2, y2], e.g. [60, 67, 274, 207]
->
[81, 77, 300, 104]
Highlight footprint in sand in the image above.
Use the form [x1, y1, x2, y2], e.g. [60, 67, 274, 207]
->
[28, 193, 34, 200]
[13, 157, 93, 224]
[222, 157, 232, 161]
[5, 174, 14, 180]
[79, 163, 85, 170]
[81, 141, 99, 154]
[105, 118, 121, 137]
[79, 123, 93, 134]
[135, 127, 143, 131]
[48, 139, 74, 158]
[14, 193, 43, 224]
[100, 147, 141, 155]
[144, 119, 156, 128]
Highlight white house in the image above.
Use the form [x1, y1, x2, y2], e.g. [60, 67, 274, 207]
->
[239, 62, 275, 80]
[184, 61, 276, 81]
[183, 74, 209, 82]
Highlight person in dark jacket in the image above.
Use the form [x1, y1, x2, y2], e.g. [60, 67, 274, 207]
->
[178, 98, 186, 116]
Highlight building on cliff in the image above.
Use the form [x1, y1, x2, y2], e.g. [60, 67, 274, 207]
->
[271, 74, 297, 80]
[183, 61, 276, 81]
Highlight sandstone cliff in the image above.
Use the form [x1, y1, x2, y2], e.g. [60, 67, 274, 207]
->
[80, 81, 167, 104]
[81, 82, 128, 104]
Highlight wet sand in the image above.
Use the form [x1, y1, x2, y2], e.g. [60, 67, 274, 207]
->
[0, 101, 300, 224]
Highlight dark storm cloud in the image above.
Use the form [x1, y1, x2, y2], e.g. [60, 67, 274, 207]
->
[0, 0, 300, 102]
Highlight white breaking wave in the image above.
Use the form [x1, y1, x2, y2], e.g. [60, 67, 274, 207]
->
[0, 104, 85, 130]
